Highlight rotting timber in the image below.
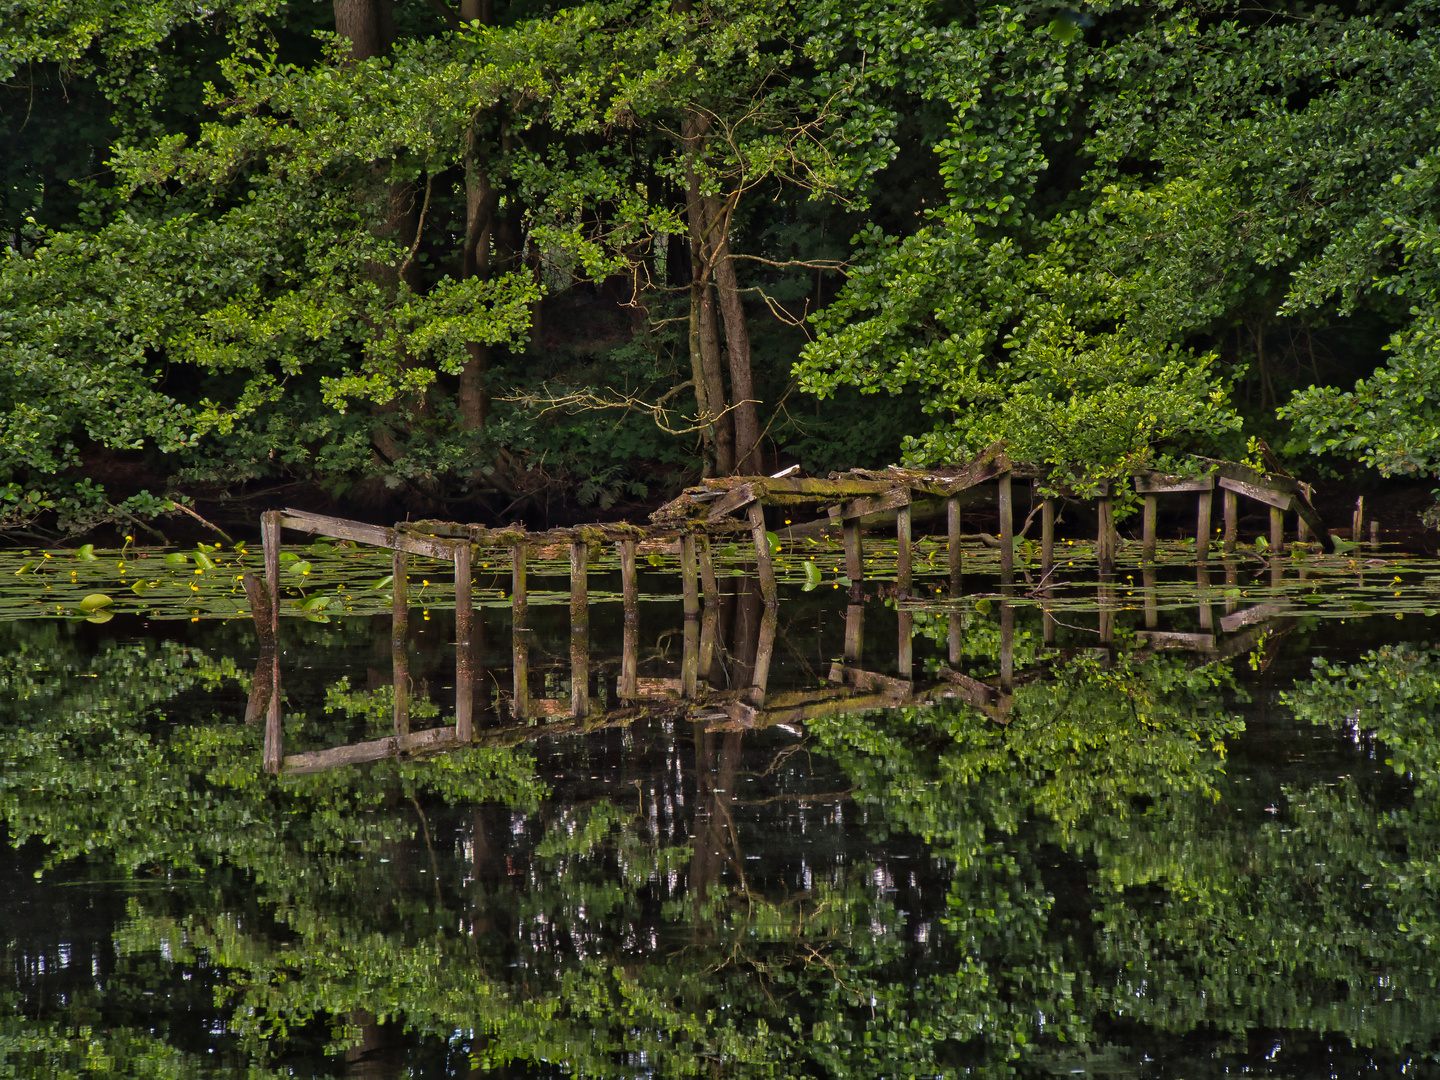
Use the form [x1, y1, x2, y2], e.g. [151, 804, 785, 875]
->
[252, 442, 1334, 774]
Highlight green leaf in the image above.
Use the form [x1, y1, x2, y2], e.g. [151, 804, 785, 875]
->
[79, 593, 115, 611]
[802, 560, 823, 591]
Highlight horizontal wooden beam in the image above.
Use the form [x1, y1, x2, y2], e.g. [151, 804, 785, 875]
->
[1134, 472, 1215, 494]
[828, 487, 912, 521]
[1135, 630, 1216, 650]
[281, 510, 460, 560]
[1219, 601, 1290, 634]
[1217, 476, 1293, 511]
[284, 725, 462, 774]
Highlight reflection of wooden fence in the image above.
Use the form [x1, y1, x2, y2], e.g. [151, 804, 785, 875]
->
[251, 573, 1295, 775]
[248, 442, 1328, 773]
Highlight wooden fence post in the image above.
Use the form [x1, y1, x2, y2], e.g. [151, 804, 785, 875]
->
[1041, 498, 1056, 575]
[1141, 495, 1157, 563]
[570, 540, 589, 717]
[392, 548, 409, 737]
[455, 543, 473, 741]
[1197, 489, 1213, 563]
[680, 533, 700, 618]
[618, 539, 638, 699]
[1223, 489, 1238, 553]
[845, 516, 863, 598]
[261, 510, 281, 639]
[896, 504, 912, 597]
[1097, 493, 1115, 575]
[948, 496, 963, 593]
[698, 534, 718, 608]
[998, 474, 1014, 580]
[748, 503, 777, 605]
[511, 544, 529, 719]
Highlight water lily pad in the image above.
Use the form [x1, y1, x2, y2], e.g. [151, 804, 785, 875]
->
[78, 593, 115, 612]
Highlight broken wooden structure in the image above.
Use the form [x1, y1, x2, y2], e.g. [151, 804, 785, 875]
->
[253, 575, 1302, 775]
[249, 443, 1331, 772]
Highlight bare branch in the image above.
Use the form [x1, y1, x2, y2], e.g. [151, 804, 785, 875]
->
[499, 383, 761, 436]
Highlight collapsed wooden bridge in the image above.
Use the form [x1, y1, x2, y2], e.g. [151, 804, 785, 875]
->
[244, 444, 1334, 773]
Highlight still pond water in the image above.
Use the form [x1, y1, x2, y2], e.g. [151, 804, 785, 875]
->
[3, 538, 1440, 1077]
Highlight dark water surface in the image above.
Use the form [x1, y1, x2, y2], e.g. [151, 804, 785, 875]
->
[3, 566, 1440, 1078]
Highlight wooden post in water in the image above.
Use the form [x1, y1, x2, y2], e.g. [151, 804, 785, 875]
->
[1297, 486, 1311, 544]
[1370, 519, 1380, 551]
[1223, 489, 1238, 553]
[1041, 498, 1056, 575]
[263, 657, 282, 774]
[948, 497, 963, 592]
[896, 504, 913, 598]
[1224, 560, 1239, 615]
[998, 474, 1014, 581]
[948, 496, 964, 666]
[698, 604, 718, 687]
[1141, 495, 1157, 564]
[1196, 565, 1212, 631]
[454, 543, 473, 741]
[698, 534, 719, 608]
[511, 544, 529, 718]
[1143, 567, 1158, 629]
[618, 539, 639, 699]
[999, 600, 1015, 694]
[898, 611, 913, 679]
[680, 533, 700, 618]
[1096, 493, 1115, 575]
[681, 617, 700, 699]
[1270, 506, 1284, 555]
[1196, 489, 1213, 563]
[1097, 580, 1115, 644]
[392, 548, 409, 737]
[570, 541, 590, 717]
[1352, 496, 1364, 543]
[747, 608, 778, 705]
[261, 510, 281, 639]
[844, 603, 865, 666]
[748, 503, 778, 605]
[844, 517, 863, 598]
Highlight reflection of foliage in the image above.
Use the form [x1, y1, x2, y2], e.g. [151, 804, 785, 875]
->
[6, 619, 1440, 1074]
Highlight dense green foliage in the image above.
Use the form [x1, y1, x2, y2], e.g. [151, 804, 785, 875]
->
[4, 0, 1440, 533]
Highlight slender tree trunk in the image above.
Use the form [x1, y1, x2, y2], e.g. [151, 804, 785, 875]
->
[688, 274, 718, 476]
[708, 199, 760, 473]
[683, 115, 733, 474]
[699, 274, 732, 473]
[457, 0, 501, 432]
[459, 129, 498, 431]
[335, 0, 421, 465]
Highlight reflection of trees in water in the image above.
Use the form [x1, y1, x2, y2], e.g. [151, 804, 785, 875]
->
[2, 621, 1440, 1074]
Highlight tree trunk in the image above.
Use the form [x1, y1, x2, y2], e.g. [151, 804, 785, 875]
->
[459, 131, 498, 431]
[457, 0, 501, 432]
[683, 113, 733, 474]
[687, 274, 719, 476]
[334, 0, 393, 61]
[708, 200, 760, 473]
[335, 0, 418, 466]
